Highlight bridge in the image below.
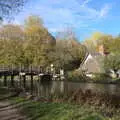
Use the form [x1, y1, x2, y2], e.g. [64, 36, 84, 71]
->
[0, 65, 64, 93]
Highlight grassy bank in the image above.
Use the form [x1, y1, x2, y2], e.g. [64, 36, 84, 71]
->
[0, 87, 120, 120]
[10, 97, 120, 120]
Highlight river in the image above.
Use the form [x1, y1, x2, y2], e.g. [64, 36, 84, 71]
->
[33, 81, 120, 97]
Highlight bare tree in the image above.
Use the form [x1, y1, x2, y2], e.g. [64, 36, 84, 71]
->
[0, 0, 27, 20]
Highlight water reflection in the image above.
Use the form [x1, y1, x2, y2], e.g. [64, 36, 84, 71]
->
[0, 77, 120, 96]
[38, 81, 120, 97]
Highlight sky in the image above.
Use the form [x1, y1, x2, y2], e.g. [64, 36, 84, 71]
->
[13, 0, 120, 41]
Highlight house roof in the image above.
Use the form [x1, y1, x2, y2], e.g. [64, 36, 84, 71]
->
[81, 52, 103, 73]
[91, 52, 102, 57]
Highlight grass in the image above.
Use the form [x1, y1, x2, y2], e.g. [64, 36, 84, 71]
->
[0, 87, 120, 120]
[10, 97, 120, 120]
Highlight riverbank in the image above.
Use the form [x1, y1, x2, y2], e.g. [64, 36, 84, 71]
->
[0, 87, 27, 120]
[67, 71, 120, 84]
[69, 79, 120, 84]
[0, 99, 26, 120]
[0, 87, 120, 120]
[10, 96, 120, 120]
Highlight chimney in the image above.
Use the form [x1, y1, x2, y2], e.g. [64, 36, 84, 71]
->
[98, 45, 105, 56]
[98, 45, 109, 56]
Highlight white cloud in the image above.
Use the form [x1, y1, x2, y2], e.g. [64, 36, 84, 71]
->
[14, 0, 113, 35]
[99, 4, 111, 18]
[35, 1, 112, 33]
[81, 0, 92, 6]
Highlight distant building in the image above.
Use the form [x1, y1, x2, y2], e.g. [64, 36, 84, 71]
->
[80, 45, 120, 79]
[80, 45, 106, 77]
[81, 53, 103, 73]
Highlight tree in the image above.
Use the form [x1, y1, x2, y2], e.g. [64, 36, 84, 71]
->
[24, 15, 56, 66]
[83, 32, 104, 53]
[0, 15, 56, 67]
[104, 53, 120, 76]
[0, 24, 25, 65]
[0, 0, 26, 20]
[108, 37, 120, 54]
[51, 30, 86, 71]
[24, 15, 43, 28]
[96, 35, 113, 54]
[24, 15, 56, 45]
[83, 32, 113, 54]
[0, 24, 24, 39]
[103, 36, 120, 76]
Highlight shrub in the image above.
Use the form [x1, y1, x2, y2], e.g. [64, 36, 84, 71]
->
[92, 73, 112, 83]
[67, 70, 88, 82]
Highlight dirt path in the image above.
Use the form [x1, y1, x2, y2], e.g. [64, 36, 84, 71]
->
[0, 100, 27, 120]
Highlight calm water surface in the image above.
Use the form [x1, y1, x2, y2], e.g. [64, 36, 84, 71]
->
[36, 81, 120, 97]
[0, 78, 120, 96]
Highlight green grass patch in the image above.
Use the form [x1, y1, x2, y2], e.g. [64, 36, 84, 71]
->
[10, 97, 120, 120]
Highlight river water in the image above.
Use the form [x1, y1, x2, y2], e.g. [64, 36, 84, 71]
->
[33, 81, 120, 97]
[0, 77, 120, 96]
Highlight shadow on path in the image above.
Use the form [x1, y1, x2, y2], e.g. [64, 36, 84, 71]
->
[0, 98, 30, 120]
[0, 87, 29, 120]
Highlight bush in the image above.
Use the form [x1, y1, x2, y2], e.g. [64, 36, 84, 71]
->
[67, 70, 88, 82]
[92, 73, 112, 83]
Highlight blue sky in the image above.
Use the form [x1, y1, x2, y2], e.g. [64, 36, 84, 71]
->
[13, 0, 120, 41]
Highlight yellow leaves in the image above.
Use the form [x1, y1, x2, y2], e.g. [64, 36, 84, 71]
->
[25, 15, 43, 26]
[83, 32, 113, 53]
[84, 32, 104, 48]
[24, 15, 55, 45]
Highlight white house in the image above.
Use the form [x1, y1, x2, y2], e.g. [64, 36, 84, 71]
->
[80, 45, 106, 77]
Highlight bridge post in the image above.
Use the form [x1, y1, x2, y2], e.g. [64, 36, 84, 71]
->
[19, 75, 22, 88]
[19, 64, 22, 88]
[30, 66, 33, 94]
[31, 74, 33, 94]
[11, 75, 14, 87]
[4, 75, 7, 87]
[3, 65, 7, 86]
[23, 75, 26, 89]
[11, 65, 14, 87]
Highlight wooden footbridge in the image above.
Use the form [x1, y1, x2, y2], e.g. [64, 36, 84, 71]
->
[0, 65, 64, 92]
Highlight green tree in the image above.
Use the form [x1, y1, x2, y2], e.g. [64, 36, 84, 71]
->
[108, 36, 120, 54]
[24, 15, 56, 66]
[51, 30, 86, 71]
[83, 32, 104, 53]
[103, 36, 120, 76]
[83, 32, 113, 54]
[96, 35, 113, 54]
[0, 24, 25, 65]
[104, 53, 120, 75]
